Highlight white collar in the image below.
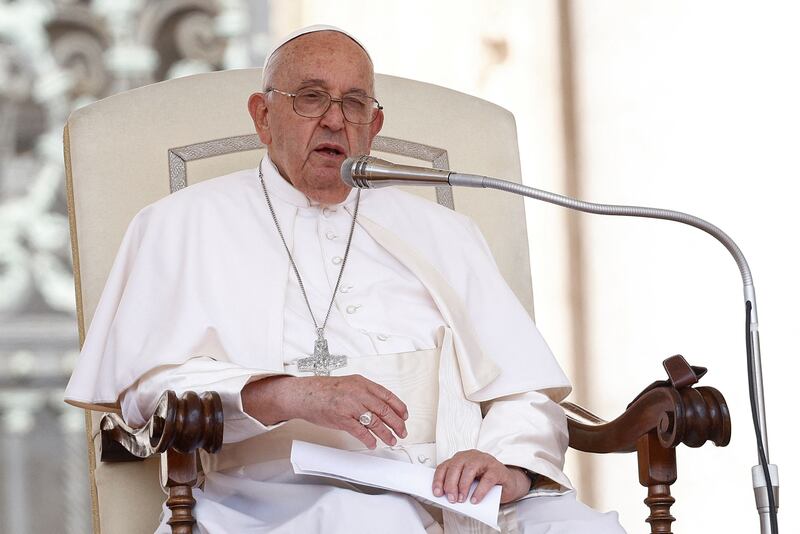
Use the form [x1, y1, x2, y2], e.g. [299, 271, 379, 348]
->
[259, 154, 359, 210]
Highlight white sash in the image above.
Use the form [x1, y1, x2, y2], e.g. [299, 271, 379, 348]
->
[203, 346, 440, 473]
[201, 329, 501, 533]
[357, 215, 501, 534]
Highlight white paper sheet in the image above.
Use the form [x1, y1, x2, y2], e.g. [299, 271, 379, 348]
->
[290, 440, 501, 530]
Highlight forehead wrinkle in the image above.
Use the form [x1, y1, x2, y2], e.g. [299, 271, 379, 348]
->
[263, 31, 374, 91]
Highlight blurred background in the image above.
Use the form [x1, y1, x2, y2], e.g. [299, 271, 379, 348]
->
[1, 0, 797, 532]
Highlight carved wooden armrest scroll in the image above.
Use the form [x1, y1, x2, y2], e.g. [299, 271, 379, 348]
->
[562, 355, 731, 534]
[100, 391, 224, 534]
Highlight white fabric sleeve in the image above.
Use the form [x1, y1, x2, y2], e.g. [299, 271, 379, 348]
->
[477, 390, 573, 498]
[119, 357, 286, 444]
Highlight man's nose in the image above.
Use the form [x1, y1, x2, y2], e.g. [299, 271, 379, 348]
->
[319, 99, 346, 130]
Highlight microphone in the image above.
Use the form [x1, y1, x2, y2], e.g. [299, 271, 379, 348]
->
[341, 155, 494, 190]
[341, 156, 453, 188]
[342, 154, 779, 533]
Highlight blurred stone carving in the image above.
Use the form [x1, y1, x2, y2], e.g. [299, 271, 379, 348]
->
[0, 1, 245, 532]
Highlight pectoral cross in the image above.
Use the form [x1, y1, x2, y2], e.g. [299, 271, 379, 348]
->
[297, 330, 347, 376]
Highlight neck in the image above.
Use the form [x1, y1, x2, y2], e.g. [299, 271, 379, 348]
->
[271, 159, 350, 206]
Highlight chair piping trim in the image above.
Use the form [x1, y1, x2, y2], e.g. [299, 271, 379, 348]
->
[168, 134, 264, 193]
[167, 134, 455, 210]
[64, 124, 102, 533]
[371, 136, 454, 210]
[85, 410, 101, 534]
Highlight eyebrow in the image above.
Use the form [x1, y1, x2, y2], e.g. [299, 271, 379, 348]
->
[296, 78, 370, 95]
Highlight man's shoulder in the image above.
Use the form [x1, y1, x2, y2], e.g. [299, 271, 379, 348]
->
[150, 167, 255, 209]
[366, 186, 475, 231]
[136, 167, 256, 226]
[362, 187, 496, 276]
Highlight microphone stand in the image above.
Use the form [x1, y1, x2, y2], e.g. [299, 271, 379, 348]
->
[446, 172, 779, 533]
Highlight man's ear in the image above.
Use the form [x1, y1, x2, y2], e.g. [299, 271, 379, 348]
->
[369, 108, 384, 140]
[247, 92, 272, 145]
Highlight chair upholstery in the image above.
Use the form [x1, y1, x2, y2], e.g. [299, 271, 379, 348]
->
[65, 68, 536, 533]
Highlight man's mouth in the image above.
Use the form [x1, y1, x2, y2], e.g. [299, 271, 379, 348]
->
[313, 143, 346, 159]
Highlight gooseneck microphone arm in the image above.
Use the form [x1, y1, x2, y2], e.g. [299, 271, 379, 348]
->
[449, 173, 780, 532]
[451, 173, 753, 281]
[342, 155, 779, 533]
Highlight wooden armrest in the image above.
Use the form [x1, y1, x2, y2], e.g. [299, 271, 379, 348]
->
[100, 390, 224, 462]
[564, 355, 730, 454]
[562, 354, 731, 534]
[99, 391, 224, 534]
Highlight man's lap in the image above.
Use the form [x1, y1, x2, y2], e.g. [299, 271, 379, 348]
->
[156, 465, 440, 534]
[156, 463, 625, 534]
[512, 492, 625, 534]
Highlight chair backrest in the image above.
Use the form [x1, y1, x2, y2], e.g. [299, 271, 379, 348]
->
[64, 68, 533, 533]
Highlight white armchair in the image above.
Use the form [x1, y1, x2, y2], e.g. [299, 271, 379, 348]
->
[63, 69, 730, 533]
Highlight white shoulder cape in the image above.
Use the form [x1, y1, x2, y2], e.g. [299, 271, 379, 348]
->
[65, 166, 570, 411]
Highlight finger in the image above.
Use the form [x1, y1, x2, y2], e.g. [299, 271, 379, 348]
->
[443, 459, 465, 503]
[362, 397, 407, 439]
[432, 462, 448, 497]
[366, 381, 409, 421]
[344, 419, 377, 449]
[361, 410, 398, 446]
[457, 463, 482, 503]
[470, 472, 500, 504]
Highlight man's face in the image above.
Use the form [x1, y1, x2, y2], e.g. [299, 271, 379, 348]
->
[248, 32, 383, 204]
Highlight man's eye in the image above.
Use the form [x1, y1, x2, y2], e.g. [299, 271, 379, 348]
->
[297, 91, 326, 104]
[343, 96, 369, 111]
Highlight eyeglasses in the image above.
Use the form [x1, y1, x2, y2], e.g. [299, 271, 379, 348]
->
[265, 87, 383, 125]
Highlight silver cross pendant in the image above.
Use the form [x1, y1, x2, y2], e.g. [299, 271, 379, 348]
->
[297, 331, 347, 376]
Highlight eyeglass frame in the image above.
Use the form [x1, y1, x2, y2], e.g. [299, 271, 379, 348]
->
[263, 87, 384, 125]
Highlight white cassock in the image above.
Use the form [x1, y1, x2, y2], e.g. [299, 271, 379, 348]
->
[65, 155, 624, 534]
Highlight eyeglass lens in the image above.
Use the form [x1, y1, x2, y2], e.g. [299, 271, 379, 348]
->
[293, 88, 379, 124]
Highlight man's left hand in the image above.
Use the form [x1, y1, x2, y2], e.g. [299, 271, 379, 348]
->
[432, 449, 531, 505]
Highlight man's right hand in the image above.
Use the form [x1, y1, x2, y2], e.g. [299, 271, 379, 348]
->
[242, 375, 408, 449]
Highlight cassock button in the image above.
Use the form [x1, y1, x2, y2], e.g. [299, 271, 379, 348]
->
[346, 305, 361, 314]
[417, 455, 429, 464]
[325, 231, 337, 240]
[340, 284, 354, 293]
[322, 207, 336, 218]
[377, 334, 389, 341]
[332, 256, 342, 265]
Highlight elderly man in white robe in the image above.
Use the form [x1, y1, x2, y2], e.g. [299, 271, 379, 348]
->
[65, 26, 625, 534]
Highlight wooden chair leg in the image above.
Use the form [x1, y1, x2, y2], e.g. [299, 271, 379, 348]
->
[644, 484, 676, 534]
[100, 391, 225, 533]
[167, 486, 196, 534]
[638, 433, 677, 533]
[165, 449, 198, 534]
